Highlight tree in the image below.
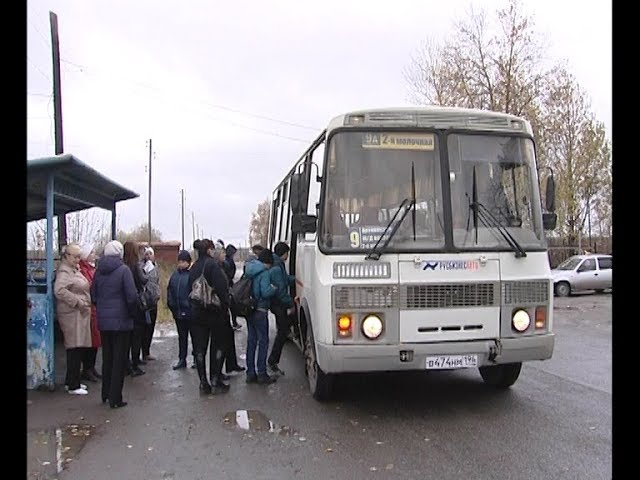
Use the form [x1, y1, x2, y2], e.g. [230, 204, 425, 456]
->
[249, 198, 270, 247]
[538, 68, 612, 244]
[27, 208, 111, 254]
[403, 0, 611, 242]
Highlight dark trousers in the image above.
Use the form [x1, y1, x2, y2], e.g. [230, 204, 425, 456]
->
[129, 311, 146, 367]
[65, 347, 86, 390]
[82, 347, 98, 371]
[142, 307, 158, 357]
[191, 311, 227, 382]
[101, 330, 130, 405]
[174, 315, 193, 362]
[221, 311, 241, 371]
[268, 302, 291, 366]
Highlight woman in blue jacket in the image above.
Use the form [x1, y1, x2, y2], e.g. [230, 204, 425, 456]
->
[167, 250, 194, 370]
[91, 240, 138, 409]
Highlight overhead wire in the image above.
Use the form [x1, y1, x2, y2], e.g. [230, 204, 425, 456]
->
[59, 58, 321, 142]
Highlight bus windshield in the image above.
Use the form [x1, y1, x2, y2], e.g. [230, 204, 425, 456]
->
[320, 131, 445, 252]
[319, 130, 546, 253]
[448, 134, 545, 250]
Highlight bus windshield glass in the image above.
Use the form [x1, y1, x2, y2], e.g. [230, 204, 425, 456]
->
[448, 134, 545, 250]
[320, 131, 445, 252]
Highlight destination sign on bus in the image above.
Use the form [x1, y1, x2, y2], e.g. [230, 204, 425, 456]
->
[349, 226, 391, 249]
[362, 132, 434, 151]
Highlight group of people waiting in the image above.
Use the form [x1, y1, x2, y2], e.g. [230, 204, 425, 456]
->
[54, 241, 161, 408]
[166, 239, 296, 394]
[53, 237, 297, 407]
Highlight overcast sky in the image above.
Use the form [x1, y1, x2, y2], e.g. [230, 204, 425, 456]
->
[27, 0, 612, 249]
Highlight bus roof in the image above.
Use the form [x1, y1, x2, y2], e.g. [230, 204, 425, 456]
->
[327, 106, 533, 135]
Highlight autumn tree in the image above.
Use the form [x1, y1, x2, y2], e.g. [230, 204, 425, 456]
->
[403, 0, 611, 243]
[249, 198, 270, 247]
[537, 68, 612, 244]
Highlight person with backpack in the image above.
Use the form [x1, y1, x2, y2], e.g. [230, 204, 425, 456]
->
[188, 239, 231, 394]
[141, 247, 161, 362]
[267, 242, 297, 376]
[243, 248, 278, 385]
[167, 250, 195, 370]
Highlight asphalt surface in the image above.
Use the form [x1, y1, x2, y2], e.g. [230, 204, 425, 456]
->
[27, 293, 612, 480]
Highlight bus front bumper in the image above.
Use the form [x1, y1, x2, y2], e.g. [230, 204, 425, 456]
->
[315, 334, 555, 373]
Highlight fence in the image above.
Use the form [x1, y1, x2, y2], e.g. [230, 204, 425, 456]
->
[546, 236, 612, 268]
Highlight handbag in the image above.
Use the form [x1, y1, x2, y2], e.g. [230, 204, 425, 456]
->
[189, 260, 222, 310]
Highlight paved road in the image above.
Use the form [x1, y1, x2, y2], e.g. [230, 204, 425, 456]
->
[27, 293, 612, 480]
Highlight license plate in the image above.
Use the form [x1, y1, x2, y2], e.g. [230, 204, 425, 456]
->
[426, 354, 478, 370]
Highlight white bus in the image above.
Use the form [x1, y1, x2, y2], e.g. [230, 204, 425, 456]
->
[268, 106, 558, 401]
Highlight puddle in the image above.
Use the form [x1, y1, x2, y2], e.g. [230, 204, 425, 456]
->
[223, 410, 296, 436]
[27, 424, 96, 479]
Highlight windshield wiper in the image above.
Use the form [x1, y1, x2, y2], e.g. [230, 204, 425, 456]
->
[411, 161, 417, 241]
[469, 166, 527, 258]
[365, 198, 414, 260]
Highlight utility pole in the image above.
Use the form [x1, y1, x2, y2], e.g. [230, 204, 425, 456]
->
[192, 211, 196, 246]
[181, 189, 185, 249]
[147, 139, 153, 243]
[50, 11, 67, 251]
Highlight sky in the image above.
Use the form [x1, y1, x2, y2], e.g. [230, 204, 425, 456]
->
[27, 0, 612, 249]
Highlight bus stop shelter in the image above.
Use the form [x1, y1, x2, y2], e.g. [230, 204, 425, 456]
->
[27, 154, 139, 390]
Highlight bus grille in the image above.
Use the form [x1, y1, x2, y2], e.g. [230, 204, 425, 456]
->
[502, 281, 549, 305]
[400, 283, 498, 309]
[333, 285, 399, 309]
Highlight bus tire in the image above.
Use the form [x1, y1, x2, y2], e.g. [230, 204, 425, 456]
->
[305, 323, 334, 401]
[479, 362, 522, 388]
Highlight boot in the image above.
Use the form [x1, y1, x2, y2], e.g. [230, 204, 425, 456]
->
[210, 349, 229, 393]
[195, 354, 211, 394]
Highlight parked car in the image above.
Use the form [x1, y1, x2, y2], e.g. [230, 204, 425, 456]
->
[551, 254, 612, 297]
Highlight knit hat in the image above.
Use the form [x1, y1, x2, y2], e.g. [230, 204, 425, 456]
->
[104, 240, 124, 258]
[80, 244, 94, 260]
[177, 250, 192, 263]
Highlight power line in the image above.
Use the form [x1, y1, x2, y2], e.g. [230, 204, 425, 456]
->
[60, 58, 322, 133]
[27, 56, 51, 81]
[27, 16, 50, 52]
[28, 92, 52, 97]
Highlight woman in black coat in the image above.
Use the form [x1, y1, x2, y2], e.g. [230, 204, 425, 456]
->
[188, 239, 231, 394]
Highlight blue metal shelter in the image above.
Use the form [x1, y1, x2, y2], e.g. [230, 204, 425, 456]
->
[27, 154, 139, 390]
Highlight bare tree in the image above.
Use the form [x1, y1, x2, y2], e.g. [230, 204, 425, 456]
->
[249, 198, 270, 247]
[404, 0, 611, 242]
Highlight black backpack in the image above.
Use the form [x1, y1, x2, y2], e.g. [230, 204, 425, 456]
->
[229, 275, 256, 318]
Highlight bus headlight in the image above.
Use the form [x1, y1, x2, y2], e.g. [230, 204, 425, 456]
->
[362, 314, 383, 339]
[512, 309, 530, 332]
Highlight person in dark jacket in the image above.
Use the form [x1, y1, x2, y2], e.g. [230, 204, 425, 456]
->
[214, 242, 245, 375]
[267, 242, 297, 376]
[123, 241, 148, 377]
[167, 250, 195, 370]
[91, 240, 138, 409]
[222, 244, 241, 330]
[244, 249, 278, 385]
[188, 239, 231, 394]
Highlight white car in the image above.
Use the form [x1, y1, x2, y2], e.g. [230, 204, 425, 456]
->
[551, 254, 612, 297]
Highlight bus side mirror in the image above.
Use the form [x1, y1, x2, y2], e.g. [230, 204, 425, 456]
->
[292, 214, 317, 233]
[543, 212, 557, 230]
[545, 173, 556, 212]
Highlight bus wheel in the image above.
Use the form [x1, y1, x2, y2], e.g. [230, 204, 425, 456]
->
[305, 324, 334, 401]
[479, 362, 522, 388]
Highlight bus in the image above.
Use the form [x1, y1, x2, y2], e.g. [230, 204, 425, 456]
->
[268, 106, 558, 401]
